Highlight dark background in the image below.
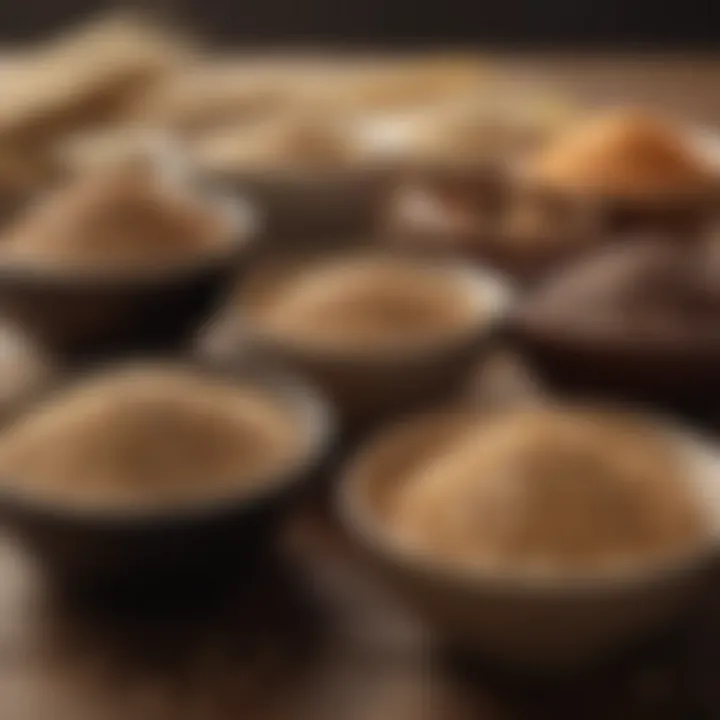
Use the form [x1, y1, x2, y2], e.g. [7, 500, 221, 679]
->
[0, 0, 717, 47]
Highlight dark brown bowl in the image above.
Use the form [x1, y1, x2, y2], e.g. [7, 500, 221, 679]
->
[0, 358, 334, 595]
[0, 192, 257, 359]
[337, 408, 720, 667]
[511, 238, 720, 409]
[513, 320, 720, 410]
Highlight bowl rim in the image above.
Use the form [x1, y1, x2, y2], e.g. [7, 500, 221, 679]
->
[232, 249, 515, 367]
[337, 401, 720, 595]
[0, 356, 334, 527]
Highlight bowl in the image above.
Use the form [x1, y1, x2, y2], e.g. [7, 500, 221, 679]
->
[0, 190, 258, 358]
[201, 251, 512, 431]
[0, 358, 334, 595]
[337, 408, 720, 667]
[511, 237, 720, 411]
[513, 118, 720, 245]
[209, 166, 389, 252]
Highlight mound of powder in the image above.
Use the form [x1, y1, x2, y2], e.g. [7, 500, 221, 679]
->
[244, 258, 483, 353]
[0, 365, 304, 510]
[390, 407, 706, 575]
[0, 163, 233, 271]
[525, 108, 717, 198]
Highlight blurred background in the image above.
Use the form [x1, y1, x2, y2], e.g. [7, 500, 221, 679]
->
[0, 3, 720, 720]
[0, 0, 716, 47]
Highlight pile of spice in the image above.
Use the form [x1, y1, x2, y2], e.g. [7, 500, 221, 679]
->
[389, 406, 707, 575]
[521, 237, 720, 344]
[243, 257, 484, 353]
[0, 162, 234, 271]
[523, 108, 717, 199]
[0, 365, 304, 510]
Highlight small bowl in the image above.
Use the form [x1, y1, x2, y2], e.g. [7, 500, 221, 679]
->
[0, 190, 258, 358]
[204, 165, 390, 252]
[511, 238, 720, 409]
[338, 408, 720, 668]
[0, 358, 334, 594]
[513, 123, 720, 245]
[202, 251, 512, 431]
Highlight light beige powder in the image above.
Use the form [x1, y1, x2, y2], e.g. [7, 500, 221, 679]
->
[245, 258, 483, 354]
[0, 163, 233, 270]
[0, 366, 303, 510]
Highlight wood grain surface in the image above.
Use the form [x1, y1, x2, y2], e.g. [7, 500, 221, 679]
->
[3, 55, 720, 720]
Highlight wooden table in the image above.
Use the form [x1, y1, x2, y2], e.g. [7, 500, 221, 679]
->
[3, 497, 720, 720]
[3, 55, 720, 720]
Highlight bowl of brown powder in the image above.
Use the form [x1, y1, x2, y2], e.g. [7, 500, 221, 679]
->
[0, 157, 257, 355]
[203, 250, 512, 429]
[338, 403, 720, 666]
[0, 360, 332, 588]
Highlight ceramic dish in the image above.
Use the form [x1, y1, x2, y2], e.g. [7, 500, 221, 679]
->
[338, 408, 720, 667]
[0, 358, 333, 595]
[0, 157, 258, 358]
[201, 251, 512, 431]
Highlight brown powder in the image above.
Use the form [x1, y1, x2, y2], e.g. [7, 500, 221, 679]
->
[0, 163, 234, 271]
[525, 108, 717, 198]
[391, 407, 707, 575]
[245, 258, 483, 353]
[0, 366, 303, 510]
[523, 238, 720, 343]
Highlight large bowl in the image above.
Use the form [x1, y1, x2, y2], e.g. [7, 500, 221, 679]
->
[0, 358, 334, 596]
[338, 408, 720, 668]
[201, 251, 513, 431]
